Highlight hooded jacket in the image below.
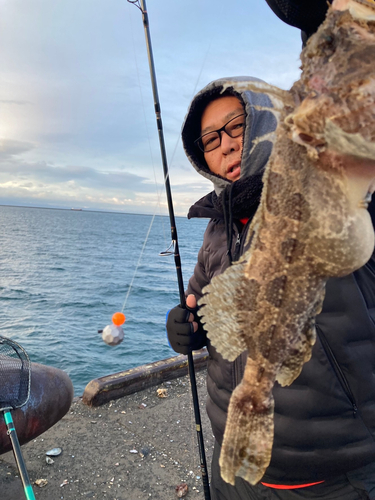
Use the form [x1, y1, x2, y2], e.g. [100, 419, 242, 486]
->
[182, 76, 375, 485]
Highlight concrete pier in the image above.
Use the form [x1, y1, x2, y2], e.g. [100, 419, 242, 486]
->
[0, 356, 214, 500]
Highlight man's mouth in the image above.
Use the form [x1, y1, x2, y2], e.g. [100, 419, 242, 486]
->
[226, 162, 241, 180]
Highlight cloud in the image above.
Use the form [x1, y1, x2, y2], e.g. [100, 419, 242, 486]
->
[0, 134, 201, 215]
[0, 139, 35, 158]
[0, 0, 304, 214]
[0, 100, 31, 105]
[0, 157, 158, 191]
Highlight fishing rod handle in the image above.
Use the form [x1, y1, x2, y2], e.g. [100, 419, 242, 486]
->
[187, 352, 211, 500]
[4, 411, 36, 500]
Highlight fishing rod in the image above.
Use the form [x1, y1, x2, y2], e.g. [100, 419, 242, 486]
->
[127, 1, 211, 498]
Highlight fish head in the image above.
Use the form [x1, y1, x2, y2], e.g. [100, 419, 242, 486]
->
[282, 1, 375, 275]
[286, 0, 375, 159]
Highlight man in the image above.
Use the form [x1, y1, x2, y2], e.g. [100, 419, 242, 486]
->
[199, 95, 244, 182]
[168, 76, 277, 352]
[166, 76, 375, 499]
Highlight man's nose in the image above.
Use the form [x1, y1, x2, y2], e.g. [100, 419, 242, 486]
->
[220, 131, 240, 154]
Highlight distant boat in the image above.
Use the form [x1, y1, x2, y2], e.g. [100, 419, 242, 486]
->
[71, 208, 82, 211]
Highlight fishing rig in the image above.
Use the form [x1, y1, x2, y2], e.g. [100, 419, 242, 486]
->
[126, 1, 211, 498]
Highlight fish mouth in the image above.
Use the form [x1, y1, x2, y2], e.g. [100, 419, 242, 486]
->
[334, 0, 375, 7]
[333, 0, 375, 18]
[286, 0, 375, 158]
[359, 191, 373, 209]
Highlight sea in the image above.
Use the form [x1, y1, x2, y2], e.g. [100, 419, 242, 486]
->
[0, 205, 208, 396]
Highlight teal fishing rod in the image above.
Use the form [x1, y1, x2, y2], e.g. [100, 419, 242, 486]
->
[127, 1, 211, 498]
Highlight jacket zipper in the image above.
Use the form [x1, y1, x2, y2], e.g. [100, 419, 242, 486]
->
[316, 326, 358, 416]
[232, 220, 248, 262]
[233, 232, 241, 262]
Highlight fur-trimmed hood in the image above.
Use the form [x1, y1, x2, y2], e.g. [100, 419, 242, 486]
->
[181, 76, 278, 195]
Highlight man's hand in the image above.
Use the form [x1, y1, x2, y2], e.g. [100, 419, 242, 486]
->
[166, 294, 206, 355]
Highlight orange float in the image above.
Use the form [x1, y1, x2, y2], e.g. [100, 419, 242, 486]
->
[112, 312, 126, 327]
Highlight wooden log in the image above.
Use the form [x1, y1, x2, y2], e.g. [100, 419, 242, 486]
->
[82, 349, 208, 407]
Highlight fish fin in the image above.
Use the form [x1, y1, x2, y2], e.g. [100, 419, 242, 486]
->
[219, 378, 274, 485]
[276, 285, 324, 386]
[276, 286, 325, 386]
[197, 260, 250, 361]
[276, 329, 314, 386]
[276, 312, 319, 386]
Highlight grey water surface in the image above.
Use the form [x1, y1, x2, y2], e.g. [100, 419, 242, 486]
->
[0, 205, 207, 395]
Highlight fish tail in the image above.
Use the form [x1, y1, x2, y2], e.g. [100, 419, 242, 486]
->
[219, 363, 275, 485]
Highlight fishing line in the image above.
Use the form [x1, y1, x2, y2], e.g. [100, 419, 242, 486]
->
[162, 1, 225, 172]
[140, 13, 217, 475]
[99, 4, 178, 343]
[100, 4, 175, 332]
[127, 1, 211, 498]
[119, 210, 156, 313]
[127, 0, 142, 11]
[168, 41, 213, 170]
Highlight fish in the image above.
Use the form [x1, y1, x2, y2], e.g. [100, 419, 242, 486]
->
[198, 0, 375, 486]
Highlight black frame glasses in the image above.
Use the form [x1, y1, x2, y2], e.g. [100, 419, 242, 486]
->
[194, 113, 245, 153]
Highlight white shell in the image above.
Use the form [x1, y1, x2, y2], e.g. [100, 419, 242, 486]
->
[46, 447, 62, 456]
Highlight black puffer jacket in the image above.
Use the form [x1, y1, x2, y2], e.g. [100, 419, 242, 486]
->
[186, 193, 253, 447]
[187, 191, 375, 484]
[182, 77, 375, 485]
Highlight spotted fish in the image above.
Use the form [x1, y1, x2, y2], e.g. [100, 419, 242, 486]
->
[198, 0, 375, 486]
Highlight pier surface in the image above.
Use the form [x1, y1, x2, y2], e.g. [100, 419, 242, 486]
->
[0, 370, 214, 500]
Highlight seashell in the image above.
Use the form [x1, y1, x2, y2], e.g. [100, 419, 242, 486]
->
[156, 388, 168, 398]
[175, 483, 189, 498]
[45, 457, 54, 465]
[46, 447, 62, 456]
[35, 478, 48, 487]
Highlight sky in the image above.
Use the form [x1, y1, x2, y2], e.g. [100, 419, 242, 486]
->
[0, 0, 304, 216]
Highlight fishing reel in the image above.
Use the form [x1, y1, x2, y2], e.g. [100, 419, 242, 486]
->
[98, 312, 125, 346]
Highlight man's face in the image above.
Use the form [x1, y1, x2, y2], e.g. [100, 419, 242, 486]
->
[200, 95, 244, 182]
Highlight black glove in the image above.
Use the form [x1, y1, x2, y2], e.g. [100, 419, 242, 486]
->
[166, 303, 206, 355]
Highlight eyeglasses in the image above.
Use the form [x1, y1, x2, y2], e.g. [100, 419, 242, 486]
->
[195, 113, 245, 153]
